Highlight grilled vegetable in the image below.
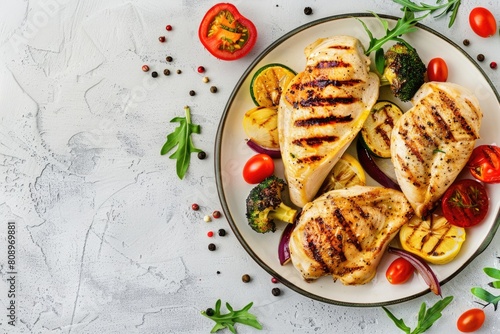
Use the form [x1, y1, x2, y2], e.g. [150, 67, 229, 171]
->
[242, 106, 280, 150]
[250, 63, 296, 107]
[399, 214, 466, 265]
[317, 153, 366, 195]
[245, 176, 297, 233]
[361, 101, 403, 158]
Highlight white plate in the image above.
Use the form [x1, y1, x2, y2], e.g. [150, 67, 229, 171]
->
[215, 13, 500, 306]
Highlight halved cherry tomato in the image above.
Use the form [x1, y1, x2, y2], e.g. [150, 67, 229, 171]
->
[243, 153, 274, 184]
[198, 3, 257, 61]
[427, 58, 448, 82]
[469, 7, 497, 38]
[441, 179, 489, 228]
[457, 308, 485, 332]
[385, 257, 415, 284]
[467, 145, 500, 183]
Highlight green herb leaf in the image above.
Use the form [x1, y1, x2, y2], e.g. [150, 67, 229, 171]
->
[356, 8, 427, 56]
[489, 281, 500, 289]
[202, 299, 263, 333]
[160, 106, 202, 179]
[382, 296, 453, 334]
[393, 0, 462, 27]
[471, 287, 500, 310]
[484, 267, 500, 280]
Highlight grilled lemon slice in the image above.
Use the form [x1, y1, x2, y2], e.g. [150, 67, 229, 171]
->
[317, 153, 366, 195]
[399, 214, 466, 265]
[250, 63, 296, 107]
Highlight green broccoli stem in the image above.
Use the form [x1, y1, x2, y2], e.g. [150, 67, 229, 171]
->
[269, 202, 297, 224]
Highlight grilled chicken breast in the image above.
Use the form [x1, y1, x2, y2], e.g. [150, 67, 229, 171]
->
[391, 82, 482, 217]
[278, 36, 379, 207]
[289, 186, 413, 285]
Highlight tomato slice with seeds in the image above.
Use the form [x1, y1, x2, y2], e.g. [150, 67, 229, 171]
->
[467, 144, 500, 183]
[441, 179, 489, 228]
[198, 3, 257, 61]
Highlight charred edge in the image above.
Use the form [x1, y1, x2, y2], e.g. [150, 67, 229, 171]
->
[296, 96, 357, 108]
[422, 99, 455, 141]
[306, 217, 334, 273]
[292, 79, 362, 90]
[296, 155, 323, 164]
[334, 208, 362, 252]
[316, 60, 351, 69]
[439, 90, 479, 139]
[328, 45, 352, 50]
[294, 114, 353, 127]
[292, 135, 339, 148]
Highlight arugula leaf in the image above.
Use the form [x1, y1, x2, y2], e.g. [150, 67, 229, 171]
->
[160, 106, 202, 179]
[470, 266, 500, 310]
[202, 299, 263, 333]
[382, 296, 453, 334]
[484, 267, 500, 280]
[393, 0, 462, 27]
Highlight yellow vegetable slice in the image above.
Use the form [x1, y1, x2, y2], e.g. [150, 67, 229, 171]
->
[399, 214, 466, 265]
[250, 63, 296, 107]
[242, 106, 279, 149]
[317, 153, 366, 194]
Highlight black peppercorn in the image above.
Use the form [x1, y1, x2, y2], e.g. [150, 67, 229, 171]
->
[198, 151, 206, 160]
[206, 308, 215, 316]
[151, 71, 158, 78]
[166, 56, 173, 62]
[304, 7, 312, 15]
[210, 86, 218, 93]
[477, 54, 485, 62]
[242, 274, 251, 283]
[163, 69, 170, 76]
[272, 287, 281, 296]
[177, 69, 182, 74]
[189, 90, 196, 96]
[208, 243, 216, 251]
[218, 228, 226, 237]
[463, 39, 470, 46]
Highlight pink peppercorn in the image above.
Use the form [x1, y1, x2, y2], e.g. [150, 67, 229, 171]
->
[191, 203, 199, 211]
[197, 66, 205, 73]
[271, 277, 279, 284]
[142, 65, 150, 72]
[166, 25, 172, 31]
[159, 36, 166, 43]
[490, 62, 497, 69]
[207, 231, 214, 237]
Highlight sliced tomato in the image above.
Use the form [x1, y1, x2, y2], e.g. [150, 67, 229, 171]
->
[243, 153, 274, 184]
[198, 3, 257, 61]
[467, 145, 500, 183]
[441, 179, 489, 228]
[386, 257, 415, 285]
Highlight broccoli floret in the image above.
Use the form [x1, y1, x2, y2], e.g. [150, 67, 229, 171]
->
[381, 42, 426, 102]
[245, 176, 297, 233]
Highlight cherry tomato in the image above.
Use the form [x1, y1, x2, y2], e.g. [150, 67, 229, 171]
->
[385, 257, 415, 284]
[467, 145, 500, 183]
[441, 179, 489, 228]
[469, 7, 497, 38]
[243, 153, 274, 184]
[457, 308, 485, 332]
[427, 58, 448, 82]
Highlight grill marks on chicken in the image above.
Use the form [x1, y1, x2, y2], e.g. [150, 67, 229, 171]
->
[289, 186, 413, 285]
[278, 36, 379, 207]
[391, 82, 482, 217]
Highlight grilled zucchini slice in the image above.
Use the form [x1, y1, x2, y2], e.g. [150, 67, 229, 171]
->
[250, 63, 296, 107]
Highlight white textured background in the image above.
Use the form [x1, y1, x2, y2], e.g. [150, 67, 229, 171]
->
[0, 0, 499, 333]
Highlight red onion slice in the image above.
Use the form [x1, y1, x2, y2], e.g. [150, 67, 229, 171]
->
[278, 223, 295, 265]
[388, 246, 442, 296]
[246, 139, 281, 159]
[356, 138, 400, 191]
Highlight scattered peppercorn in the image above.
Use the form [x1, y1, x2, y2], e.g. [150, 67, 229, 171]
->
[463, 39, 470, 46]
[242, 274, 251, 283]
[191, 203, 199, 211]
[142, 65, 150, 72]
[198, 151, 207, 160]
[202, 76, 209, 83]
[189, 90, 196, 96]
[159, 36, 166, 43]
[206, 308, 215, 316]
[207, 231, 214, 237]
[208, 243, 216, 251]
[304, 7, 313, 15]
[163, 69, 170, 76]
[197, 66, 205, 73]
[166, 56, 173, 62]
[218, 228, 226, 237]
[177, 69, 182, 74]
[271, 277, 279, 284]
[477, 54, 485, 62]
[491, 62, 497, 69]
[272, 287, 281, 296]
[216, 271, 221, 274]
[210, 86, 218, 93]
[166, 24, 172, 31]
[213, 210, 221, 219]
[151, 71, 158, 78]
[204, 215, 212, 222]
